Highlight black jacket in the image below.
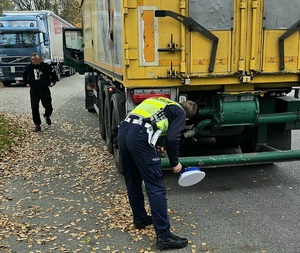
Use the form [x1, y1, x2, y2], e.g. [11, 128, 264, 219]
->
[23, 62, 57, 90]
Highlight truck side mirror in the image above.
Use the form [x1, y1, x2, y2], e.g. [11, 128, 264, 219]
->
[44, 33, 49, 46]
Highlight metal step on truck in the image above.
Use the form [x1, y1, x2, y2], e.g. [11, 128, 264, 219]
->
[63, 0, 300, 173]
[0, 10, 76, 87]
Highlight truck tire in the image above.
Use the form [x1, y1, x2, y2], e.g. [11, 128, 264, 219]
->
[57, 70, 61, 81]
[111, 93, 125, 174]
[104, 96, 113, 153]
[55, 66, 61, 81]
[85, 72, 95, 112]
[97, 79, 109, 139]
[98, 89, 106, 140]
[3, 81, 12, 87]
[66, 67, 75, 76]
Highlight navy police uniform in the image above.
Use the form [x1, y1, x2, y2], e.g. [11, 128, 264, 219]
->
[118, 97, 186, 238]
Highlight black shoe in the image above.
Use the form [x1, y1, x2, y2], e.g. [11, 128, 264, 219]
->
[134, 215, 153, 229]
[33, 125, 41, 132]
[43, 114, 52, 125]
[156, 232, 188, 250]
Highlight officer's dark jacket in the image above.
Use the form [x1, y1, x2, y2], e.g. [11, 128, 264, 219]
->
[163, 105, 186, 167]
[23, 62, 57, 90]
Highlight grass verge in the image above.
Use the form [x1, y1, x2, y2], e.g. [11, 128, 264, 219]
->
[0, 114, 22, 155]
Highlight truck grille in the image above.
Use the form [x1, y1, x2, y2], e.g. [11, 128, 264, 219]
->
[1, 66, 26, 79]
[8, 67, 25, 77]
[0, 56, 31, 64]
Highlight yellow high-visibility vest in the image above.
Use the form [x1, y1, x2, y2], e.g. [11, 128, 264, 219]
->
[130, 97, 182, 135]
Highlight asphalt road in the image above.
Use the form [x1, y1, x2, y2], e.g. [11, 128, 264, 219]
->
[0, 76, 300, 253]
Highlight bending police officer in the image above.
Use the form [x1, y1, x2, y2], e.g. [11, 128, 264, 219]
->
[118, 96, 198, 250]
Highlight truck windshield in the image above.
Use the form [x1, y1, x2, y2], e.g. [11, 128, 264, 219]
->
[0, 32, 39, 47]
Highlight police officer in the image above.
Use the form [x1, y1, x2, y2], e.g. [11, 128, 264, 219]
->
[118, 96, 198, 250]
[23, 53, 57, 132]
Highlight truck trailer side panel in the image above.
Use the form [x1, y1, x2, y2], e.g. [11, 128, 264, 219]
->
[82, 0, 123, 80]
[48, 14, 72, 63]
[80, 0, 300, 88]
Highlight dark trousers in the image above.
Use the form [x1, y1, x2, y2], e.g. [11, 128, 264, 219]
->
[30, 88, 53, 125]
[118, 121, 170, 238]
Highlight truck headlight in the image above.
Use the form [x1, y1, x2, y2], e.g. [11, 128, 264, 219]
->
[0, 68, 3, 76]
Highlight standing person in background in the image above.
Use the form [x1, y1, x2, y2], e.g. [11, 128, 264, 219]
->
[118, 96, 198, 250]
[23, 53, 57, 132]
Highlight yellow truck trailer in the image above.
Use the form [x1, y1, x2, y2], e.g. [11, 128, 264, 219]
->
[63, 0, 300, 172]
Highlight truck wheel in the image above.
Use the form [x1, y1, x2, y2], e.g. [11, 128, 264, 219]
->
[85, 72, 95, 112]
[55, 66, 61, 81]
[98, 90, 106, 140]
[57, 71, 61, 81]
[66, 68, 75, 76]
[3, 81, 12, 87]
[104, 96, 113, 153]
[111, 93, 125, 174]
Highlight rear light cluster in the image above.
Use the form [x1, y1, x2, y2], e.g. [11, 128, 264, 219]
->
[107, 86, 114, 93]
[86, 83, 96, 90]
[131, 89, 171, 103]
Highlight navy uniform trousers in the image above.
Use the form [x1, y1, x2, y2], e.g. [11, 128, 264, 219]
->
[118, 119, 170, 238]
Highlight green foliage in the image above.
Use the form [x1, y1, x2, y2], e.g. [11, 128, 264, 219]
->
[0, 0, 14, 14]
[2, 0, 81, 27]
[51, 0, 82, 27]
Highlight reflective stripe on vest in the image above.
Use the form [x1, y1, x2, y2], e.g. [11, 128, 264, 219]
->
[130, 97, 181, 135]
